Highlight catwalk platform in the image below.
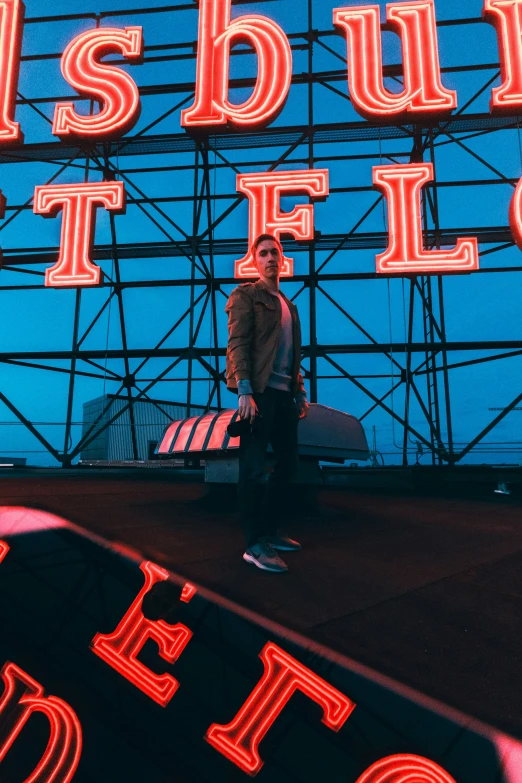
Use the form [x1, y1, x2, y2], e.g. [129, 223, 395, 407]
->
[0, 467, 520, 744]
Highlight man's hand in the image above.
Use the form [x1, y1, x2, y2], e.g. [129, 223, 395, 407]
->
[297, 398, 310, 419]
[239, 394, 258, 424]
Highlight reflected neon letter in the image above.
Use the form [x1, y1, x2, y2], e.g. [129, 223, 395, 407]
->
[484, 0, 522, 113]
[0, 0, 24, 144]
[181, 582, 196, 603]
[374, 163, 479, 274]
[91, 561, 195, 707]
[181, 0, 292, 130]
[0, 662, 82, 783]
[355, 754, 456, 782]
[34, 181, 126, 288]
[333, 1, 456, 121]
[235, 169, 329, 278]
[53, 27, 143, 139]
[206, 642, 355, 776]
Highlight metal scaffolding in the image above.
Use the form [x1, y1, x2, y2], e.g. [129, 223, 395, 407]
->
[0, 1, 521, 467]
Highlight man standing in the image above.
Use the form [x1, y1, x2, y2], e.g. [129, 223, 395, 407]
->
[225, 234, 309, 573]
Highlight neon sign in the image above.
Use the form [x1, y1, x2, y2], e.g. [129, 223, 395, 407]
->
[180, 0, 292, 130]
[7, 0, 522, 284]
[0, 0, 24, 144]
[333, 1, 456, 121]
[484, 0, 522, 114]
[509, 171, 522, 247]
[33, 181, 126, 287]
[235, 170, 329, 278]
[373, 163, 479, 274]
[53, 26, 143, 140]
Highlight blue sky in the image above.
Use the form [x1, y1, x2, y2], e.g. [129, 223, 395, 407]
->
[0, 0, 521, 466]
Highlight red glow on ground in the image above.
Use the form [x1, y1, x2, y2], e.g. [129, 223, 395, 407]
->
[0, 507, 68, 537]
[206, 641, 355, 775]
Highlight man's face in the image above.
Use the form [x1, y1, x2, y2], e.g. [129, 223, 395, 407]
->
[253, 239, 282, 280]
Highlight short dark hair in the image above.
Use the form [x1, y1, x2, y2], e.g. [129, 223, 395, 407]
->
[251, 233, 282, 255]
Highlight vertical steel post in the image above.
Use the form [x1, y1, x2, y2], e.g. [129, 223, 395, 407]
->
[62, 289, 82, 467]
[109, 208, 139, 461]
[429, 130, 454, 464]
[187, 144, 200, 417]
[102, 140, 139, 460]
[62, 32, 99, 469]
[416, 128, 442, 464]
[308, 0, 317, 402]
[402, 280, 415, 466]
[203, 142, 222, 410]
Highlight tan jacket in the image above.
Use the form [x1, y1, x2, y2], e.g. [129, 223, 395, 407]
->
[225, 279, 306, 397]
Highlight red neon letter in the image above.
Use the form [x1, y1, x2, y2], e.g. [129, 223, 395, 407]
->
[333, 1, 456, 121]
[509, 174, 522, 248]
[0, 662, 82, 783]
[181, 0, 292, 130]
[0, 189, 7, 269]
[355, 754, 456, 782]
[235, 169, 329, 278]
[91, 561, 195, 707]
[0, 0, 24, 144]
[484, 0, 522, 113]
[374, 163, 479, 274]
[53, 27, 143, 139]
[206, 642, 355, 775]
[34, 181, 125, 288]
[0, 540, 8, 562]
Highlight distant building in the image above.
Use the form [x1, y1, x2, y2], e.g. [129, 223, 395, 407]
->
[80, 395, 209, 462]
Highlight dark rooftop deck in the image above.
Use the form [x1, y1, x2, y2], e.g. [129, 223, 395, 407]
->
[1, 469, 521, 738]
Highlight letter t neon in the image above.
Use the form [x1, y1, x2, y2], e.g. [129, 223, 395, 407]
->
[34, 181, 126, 288]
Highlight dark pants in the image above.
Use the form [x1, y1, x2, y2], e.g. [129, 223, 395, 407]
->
[237, 387, 299, 547]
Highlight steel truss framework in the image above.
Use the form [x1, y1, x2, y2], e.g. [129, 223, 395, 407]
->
[0, 1, 521, 467]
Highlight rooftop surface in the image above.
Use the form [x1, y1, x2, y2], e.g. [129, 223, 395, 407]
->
[1, 470, 521, 738]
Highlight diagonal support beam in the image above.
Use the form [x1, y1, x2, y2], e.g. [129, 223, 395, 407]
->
[457, 390, 522, 462]
[322, 353, 447, 458]
[0, 389, 61, 462]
